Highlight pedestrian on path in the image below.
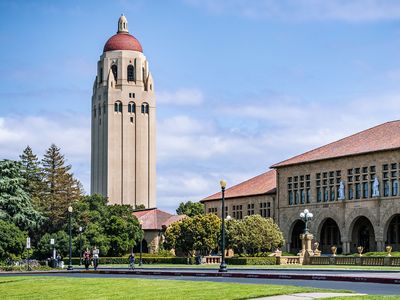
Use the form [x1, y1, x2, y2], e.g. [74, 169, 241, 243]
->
[93, 246, 100, 270]
[83, 248, 91, 270]
[129, 253, 135, 270]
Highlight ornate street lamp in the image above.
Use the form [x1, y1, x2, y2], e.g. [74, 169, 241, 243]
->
[67, 206, 73, 270]
[219, 179, 228, 273]
[299, 209, 313, 234]
[78, 226, 83, 266]
[139, 219, 144, 267]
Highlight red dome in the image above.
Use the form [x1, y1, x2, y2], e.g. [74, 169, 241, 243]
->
[103, 33, 143, 53]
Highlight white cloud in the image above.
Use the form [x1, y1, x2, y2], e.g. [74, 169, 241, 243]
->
[157, 88, 204, 106]
[184, 0, 400, 22]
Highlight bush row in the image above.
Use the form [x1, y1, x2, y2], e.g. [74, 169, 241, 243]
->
[63, 256, 195, 265]
[226, 257, 276, 265]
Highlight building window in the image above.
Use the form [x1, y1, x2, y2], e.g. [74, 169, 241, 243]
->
[317, 187, 321, 202]
[130, 116, 134, 123]
[111, 64, 118, 81]
[306, 189, 311, 203]
[129, 93, 135, 98]
[208, 207, 217, 214]
[289, 191, 293, 205]
[141, 103, 149, 114]
[247, 203, 254, 215]
[362, 182, 369, 198]
[127, 65, 135, 82]
[99, 68, 103, 83]
[93, 107, 96, 118]
[98, 104, 101, 116]
[128, 102, 135, 113]
[260, 202, 269, 217]
[355, 183, 361, 199]
[323, 187, 328, 202]
[392, 180, 398, 196]
[114, 101, 122, 113]
[232, 205, 243, 219]
[384, 180, 390, 197]
[295, 190, 299, 204]
[348, 184, 353, 200]
[300, 189, 305, 204]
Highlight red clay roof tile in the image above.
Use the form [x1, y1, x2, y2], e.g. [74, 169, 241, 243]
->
[271, 121, 400, 168]
[201, 169, 276, 202]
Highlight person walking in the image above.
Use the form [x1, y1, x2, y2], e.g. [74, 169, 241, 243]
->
[83, 248, 91, 270]
[129, 253, 135, 270]
[92, 246, 100, 270]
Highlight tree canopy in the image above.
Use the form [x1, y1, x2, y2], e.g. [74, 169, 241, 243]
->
[176, 201, 204, 217]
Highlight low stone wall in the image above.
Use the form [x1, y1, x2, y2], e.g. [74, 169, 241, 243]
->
[309, 256, 400, 266]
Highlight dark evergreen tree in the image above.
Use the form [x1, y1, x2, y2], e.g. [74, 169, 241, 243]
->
[41, 144, 82, 232]
[19, 146, 43, 208]
[0, 160, 44, 231]
[176, 201, 204, 217]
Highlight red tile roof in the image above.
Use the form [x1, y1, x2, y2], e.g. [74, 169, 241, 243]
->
[133, 208, 185, 230]
[272, 120, 400, 168]
[201, 169, 276, 202]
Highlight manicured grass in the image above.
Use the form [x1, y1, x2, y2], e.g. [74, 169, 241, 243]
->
[0, 276, 342, 300]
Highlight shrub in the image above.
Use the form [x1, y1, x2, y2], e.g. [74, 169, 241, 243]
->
[63, 256, 195, 265]
[226, 257, 276, 265]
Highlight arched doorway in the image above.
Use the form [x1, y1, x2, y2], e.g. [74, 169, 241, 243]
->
[351, 216, 376, 253]
[319, 218, 341, 254]
[386, 214, 400, 251]
[290, 220, 305, 254]
[133, 239, 149, 253]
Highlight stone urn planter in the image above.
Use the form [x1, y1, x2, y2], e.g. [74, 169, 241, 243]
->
[330, 245, 337, 257]
[357, 246, 364, 256]
[386, 245, 392, 257]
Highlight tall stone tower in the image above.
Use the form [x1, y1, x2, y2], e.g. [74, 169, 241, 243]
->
[91, 15, 156, 208]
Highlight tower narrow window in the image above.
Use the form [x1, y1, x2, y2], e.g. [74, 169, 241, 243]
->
[141, 103, 149, 114]
[128, 102, 135, 113]
[127, 65, 135, 82]
[114, 101, 122, 113]
[111, 64, 118, 81]
[99, 68, 103, 83]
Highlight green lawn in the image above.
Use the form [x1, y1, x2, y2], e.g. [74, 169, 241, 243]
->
[0, 276, 343, 300]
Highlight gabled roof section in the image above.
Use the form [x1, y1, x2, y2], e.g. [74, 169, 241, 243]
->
[133, 208, 185, 230]
[272, 120, 400, 168]
[201, 169, 276, 202]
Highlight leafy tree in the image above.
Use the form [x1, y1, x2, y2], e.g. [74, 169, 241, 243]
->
[36, 230, 69, 259]
[165, 214, 220, 256]
[19, 146, 43, 208]
[176, 201, 204, 217]
[226, 215, 284, 255]
[41, 144, 82, 232]
[0, 220, 26, 261]
[0, 160, 44, 231]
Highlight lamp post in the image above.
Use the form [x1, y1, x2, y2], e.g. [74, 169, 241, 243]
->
[67, 206, 73, 270]
[139, 219, 143, 267]
[78, 226, 83, 266]
[219, 179, 228, 273]
[50, 238, 55, 268]
[299, 209, 313, 234]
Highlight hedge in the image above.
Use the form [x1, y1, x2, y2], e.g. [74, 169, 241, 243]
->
[63, 256, 195, 265]
[226, 257, 276, 265]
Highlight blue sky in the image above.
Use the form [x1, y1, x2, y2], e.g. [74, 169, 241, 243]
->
[1, 0, 400, 212]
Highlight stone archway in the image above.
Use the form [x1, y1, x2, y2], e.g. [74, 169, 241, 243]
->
[386, 214, 400, 251]
[290, 219, 305, 254]
[350, 216, 376, 253]
[319, 218, 342, 254]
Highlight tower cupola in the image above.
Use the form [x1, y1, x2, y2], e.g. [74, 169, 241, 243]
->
[118, 14, 128, 33]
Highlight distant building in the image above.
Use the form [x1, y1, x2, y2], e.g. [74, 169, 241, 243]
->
[91, 15, 156, 208]
[133, 208, 185, 254]
[202, 121, 400, 254]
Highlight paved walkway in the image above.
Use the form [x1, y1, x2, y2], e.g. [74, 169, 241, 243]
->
[254, 293, 366, 299]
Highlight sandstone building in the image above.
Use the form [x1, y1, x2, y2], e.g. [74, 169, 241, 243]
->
[202, 121, 400, 254]
[91, 15, 156, 208]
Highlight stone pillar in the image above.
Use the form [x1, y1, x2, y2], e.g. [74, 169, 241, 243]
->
[376, 240, 384, 252]
[342, 241, 350, 254]
[286, 242, 291, 253]
[299, 233, 314, 264]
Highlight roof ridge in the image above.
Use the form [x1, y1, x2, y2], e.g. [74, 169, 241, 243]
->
[271, 120, 400, 168]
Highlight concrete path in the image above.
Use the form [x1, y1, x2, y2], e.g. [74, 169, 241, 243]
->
[254, 292, 366, 299]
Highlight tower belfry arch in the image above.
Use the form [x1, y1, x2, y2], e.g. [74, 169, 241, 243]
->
[91, 15, 156, 208]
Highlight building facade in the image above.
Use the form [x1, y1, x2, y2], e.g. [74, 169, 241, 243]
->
[91, 15, 156, 208]
[202, 121, 400, 254]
